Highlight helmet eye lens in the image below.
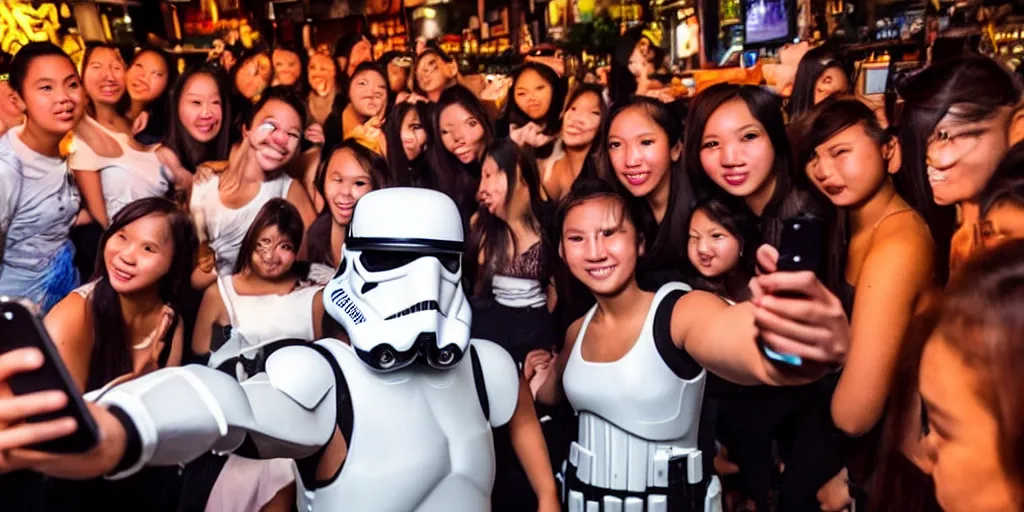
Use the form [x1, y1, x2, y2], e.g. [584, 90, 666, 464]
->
[359, 251, 461, 273]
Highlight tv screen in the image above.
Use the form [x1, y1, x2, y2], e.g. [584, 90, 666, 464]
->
[744, 0, 791, 45]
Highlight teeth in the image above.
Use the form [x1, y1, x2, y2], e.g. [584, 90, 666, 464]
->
[588, 266, 613, 278]
[927, 170, 947, 183]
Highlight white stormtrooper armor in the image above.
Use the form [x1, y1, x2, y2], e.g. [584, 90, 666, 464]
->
[561, 283, 722, 512]
[91, 188, 522, 512]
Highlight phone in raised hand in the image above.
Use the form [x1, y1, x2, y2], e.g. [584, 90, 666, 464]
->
[0, 298, 99, 453]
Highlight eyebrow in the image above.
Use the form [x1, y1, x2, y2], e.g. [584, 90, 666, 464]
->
[920, 394, 950, 422]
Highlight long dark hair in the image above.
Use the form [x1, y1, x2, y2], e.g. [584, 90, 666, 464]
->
[792, 98, 899, 292]
[385, 101, 434, 187]
[600, 96, 694, 285]
[503, 62, 566, 136]
[233, 198, 305, 275]
[688, 194, 759, 301]
[608, 27, 643, 107]
[129, 46, 177, 143]
[466, 138, 553, 297]
[561, 84, 608, 180]
[86, 197, 197, 391]
[897, 54, 1021, 284]
[164, 66, 233, 173]
[788, 45, 850, 119]
[81, 43, 132, 118]
[685, 83, 814, 248]
[980, 141, 1024, 218]
[428, 85, 495, 215]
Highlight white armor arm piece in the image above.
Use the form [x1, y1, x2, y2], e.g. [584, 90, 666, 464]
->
[471, 338, 519, 428]
[93, 344, 339, 479]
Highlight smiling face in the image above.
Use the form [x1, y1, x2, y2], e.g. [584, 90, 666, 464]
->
[348, 69, 387, 119]
[805, 122, 890, 208]
[607, 106, 678, 199]
[687, 208, 742, 278]
[235, 53, 272, 101]
[18, 55, 85, 138]
[323, 148, 375, 226]
[248, 224, 296, 280]
[400, 108, 428, 161]
[561, 196, 642, 297]
[439, 102, 486, 165]
[245, 98, 303, 172]
[271, 49, 302, 87]
[919, 335, 1022, 512]
[125, 51, 169, 105]
[813, 66, 848, 105]
[83, 47, 125, 107]
[177, 72, 223, 143]
[104, 213, 174, 295]
[514, 68, 553, 123]
[307, 53, 336, 96]
[699, 98, 777, 200]
[561, 90, 602, 149]
[926, 106, 1012, 206]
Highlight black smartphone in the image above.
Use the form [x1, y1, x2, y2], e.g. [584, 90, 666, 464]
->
[761, 214, 824, 367]
[0, 298, 99, 453]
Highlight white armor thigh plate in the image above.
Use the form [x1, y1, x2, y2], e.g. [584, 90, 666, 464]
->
[305, 341, 497, 512]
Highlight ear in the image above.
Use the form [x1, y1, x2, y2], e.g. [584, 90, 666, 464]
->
[558, 242, 564, 261]
[670, 141, 683, 162]
[445, 61, 458, 78]
[883, 138, 901, 175]
[1009, 105, 1024, 146]
[8, 89, 25, 114]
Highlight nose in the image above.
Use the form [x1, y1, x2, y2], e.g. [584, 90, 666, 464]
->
[625, 143, 643, 168]
[697, 237, 712, 256]
[584, 237, 606, 261]
[269, 127, 289, 146]
[451, 128, 464, 143]
[811, 158, 833, 182]
[120, 245, 138, 266]
[721, 143, 741, 167]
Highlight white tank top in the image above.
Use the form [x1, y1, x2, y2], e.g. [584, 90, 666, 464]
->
[69, 116, 170, 218]
[563, 282, 705, 442]
[217, 275, 320, 345]
[192, 173, 293, 276]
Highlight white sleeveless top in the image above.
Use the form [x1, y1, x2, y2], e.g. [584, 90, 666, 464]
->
[217, 275, 320, 345]
[69, 116, 170, 218]
[192, 173, 293, 276]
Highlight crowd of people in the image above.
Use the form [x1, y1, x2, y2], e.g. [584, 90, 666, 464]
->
[0, 25, 1020, 512]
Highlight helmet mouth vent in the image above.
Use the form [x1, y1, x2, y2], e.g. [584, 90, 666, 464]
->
[385, 300, 441, 320]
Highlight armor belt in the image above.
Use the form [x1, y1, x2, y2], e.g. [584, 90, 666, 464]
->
[565, 449, 709, 512]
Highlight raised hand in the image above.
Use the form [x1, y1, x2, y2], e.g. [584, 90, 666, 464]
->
[133, 306, 174, 378]
[131, 111, 150, 136]
[304, 123, 325, 145]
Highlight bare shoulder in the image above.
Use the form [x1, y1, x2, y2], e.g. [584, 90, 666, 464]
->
[43, 291, 92, 346]
[872, 210, 935, 266]
[156, 146, 182, 167]
[564, 315, 586, 352]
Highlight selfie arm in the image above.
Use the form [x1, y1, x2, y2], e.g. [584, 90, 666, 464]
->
[94, 343, 338, 479]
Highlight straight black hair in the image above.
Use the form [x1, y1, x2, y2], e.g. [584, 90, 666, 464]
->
[561, 84, 608, 180]
[129, 46, 178, 143]
[247, 85, 308, 130]
[324, 61, 390, 145]
[980, 140, 1024, 218]
[9, 42, 75, 95]
[86, 197, 197, 391]
[315, 137, 392, 201]
[788, 45, 850, 119]
[689, 194, 759, 301]
[504, 62, 566, 135]
[608, 27, 643, 107]
[428, 85, 495, 216]
[271, 45, 309, 96]
[164, 66, 232, 173]
[80, 43, 132, 118]
[385, 101, 434, 187]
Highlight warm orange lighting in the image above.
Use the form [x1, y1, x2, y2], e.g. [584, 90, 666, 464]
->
[0, 1, 84, 66]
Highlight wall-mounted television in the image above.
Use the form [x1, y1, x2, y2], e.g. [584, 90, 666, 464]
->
[743, 0, 794, 47]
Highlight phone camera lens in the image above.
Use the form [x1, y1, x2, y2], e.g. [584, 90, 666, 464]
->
[3, 312, 12, 321]
[793, 255, 802, 264]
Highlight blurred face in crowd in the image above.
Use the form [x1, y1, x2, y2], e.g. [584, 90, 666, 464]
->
[607, 105, 679, 200]
[347, 69, 387, 119]
[83, 47, 125, 107]
[18, 54, 84, 138]
[235, 52, 271, 101]
[245, 98, 302, 172]
[699, 98, 777, 203]
[307, 53, 336, 97]
[347, 38, 373, 77]
[400, 108, 428, 161]
[125, 51, 169, 105]
[323, 148, 375, 227]
[514, 68, 553, 123]
[0, 80, 25, 127]
[688, 208, 742, 278]
[919, 334, 1022, 512]
[387, 59, 410, 93]
[805, 122, 893, 208]
[220, 50, 237, 72]
[813, 66, 849, 105]
[560, 196, 643, 297]
[416, 53, 448, 95]
[477, 156, 511, 218]
[177, 72, 222, 143]
[561, 90, 602, 149]
[271, 48, 302, 87]
[980, 200, 1024, 250]
[926, 105, 1012, 207]
[249, 225, 296, 280]
[104, 213, 175, 295]
[438, 102, 485, 165]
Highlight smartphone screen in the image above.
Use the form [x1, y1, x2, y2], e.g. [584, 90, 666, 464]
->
[0, 299, 99, 453]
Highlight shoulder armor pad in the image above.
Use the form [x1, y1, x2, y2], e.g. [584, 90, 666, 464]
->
[471, 338, 519, 428]
[265, 345, 334, 410]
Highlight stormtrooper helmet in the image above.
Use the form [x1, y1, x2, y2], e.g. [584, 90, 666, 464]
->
[323, 188, 472, 372]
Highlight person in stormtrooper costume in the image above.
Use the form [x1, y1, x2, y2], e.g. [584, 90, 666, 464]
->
[0, 188, 559, 511]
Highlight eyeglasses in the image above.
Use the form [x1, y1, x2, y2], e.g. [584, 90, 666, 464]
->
[925, 126, 989, 167]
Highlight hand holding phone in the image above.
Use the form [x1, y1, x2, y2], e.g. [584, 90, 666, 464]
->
[0, 298, 99, 453]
